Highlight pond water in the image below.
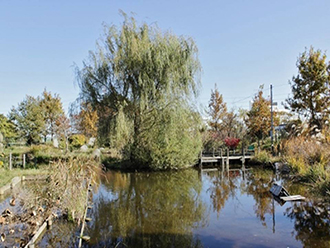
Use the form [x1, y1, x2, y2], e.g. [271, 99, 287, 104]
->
[38, 166, 330, 248]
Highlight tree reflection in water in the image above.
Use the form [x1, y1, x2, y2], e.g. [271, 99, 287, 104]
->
[206, 167, 275, 227]
[284, 200, 330, 248]
[206, 169, 238, 215]
[35, 167, 330, 247]
[206, 166, 330, 247]
[86, 170, 207, 248]
[244, 168, 274, 227]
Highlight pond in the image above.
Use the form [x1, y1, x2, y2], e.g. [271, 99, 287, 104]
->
[37, 166, 330, 248]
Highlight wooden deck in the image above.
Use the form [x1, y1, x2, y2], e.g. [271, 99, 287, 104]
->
[199, 148, 254, 169]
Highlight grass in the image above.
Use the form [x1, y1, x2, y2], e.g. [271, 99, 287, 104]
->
[0, 166, 48, 187]
[283, 136, 330, 196]
[250, 150, 281, 165]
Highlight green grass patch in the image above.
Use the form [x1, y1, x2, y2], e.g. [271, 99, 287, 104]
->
[0, 167, 48, 187]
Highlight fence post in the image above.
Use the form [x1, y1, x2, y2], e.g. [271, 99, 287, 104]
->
[226, 148, 229, 168]
[199, 150, 202, 170]
[242, 145, 245, 165]
[23, 154, 26, 169]
[9, 152, 12, 170]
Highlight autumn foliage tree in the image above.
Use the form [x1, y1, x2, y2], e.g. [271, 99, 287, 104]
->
[207, 85, 227, 132]
[0, 114, 17, 143]
[71, 102, 99, 138]
[55, 114, 71, 152]
[245, 85, 278, 148]
[206, 85, 244, 150]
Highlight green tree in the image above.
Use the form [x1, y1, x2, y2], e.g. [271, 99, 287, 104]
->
[40, 89, 64, 141]
[76, 13, 201, 169]
[9, 95, 45, 144]
[286, 47, 330, 131]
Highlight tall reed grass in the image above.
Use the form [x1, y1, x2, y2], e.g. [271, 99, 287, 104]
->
[283, 136, 330, 196]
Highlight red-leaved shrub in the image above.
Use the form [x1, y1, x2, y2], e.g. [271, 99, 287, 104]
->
[224, 137, 240, 149]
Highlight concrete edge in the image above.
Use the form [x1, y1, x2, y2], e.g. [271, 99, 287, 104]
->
[0, 175, 47, 195]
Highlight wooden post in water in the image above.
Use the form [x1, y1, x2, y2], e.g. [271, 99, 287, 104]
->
[199, 150, 202, 170]
[9, 152, 12, 170]
[226, 148, 229, 170]
[23, 154, 26, 169]
[242, 145, 245, 165]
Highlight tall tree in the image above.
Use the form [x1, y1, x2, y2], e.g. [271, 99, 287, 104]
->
[71, 102, 98, 138]
[245, 86, 277, 147]
[0, 114, 18, 143]
[221, 110, 240, 138]
[286, 47, 330, 131]
[9, 96, 45, 144]
[207, 85, 227, 132]
[55, 114, 71, 152]
[40, 89, 64, 141]
[76, 13, 202, 169]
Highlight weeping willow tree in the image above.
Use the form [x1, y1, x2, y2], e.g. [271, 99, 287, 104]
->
[76, 13, 202, 169]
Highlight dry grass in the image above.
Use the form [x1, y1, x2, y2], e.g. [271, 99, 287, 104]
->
[25, 156, 103, 222]
[283, 136, 330, 196]
[284, 137, 330, 173]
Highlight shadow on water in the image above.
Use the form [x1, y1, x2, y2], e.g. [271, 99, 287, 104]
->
[34, 166, 330, 248]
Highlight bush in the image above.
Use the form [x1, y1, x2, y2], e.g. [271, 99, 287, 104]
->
[69, 134, 86, 149]
[224, 137, 240, 149]
[252, 150, 272, 164]
[30, 144, 55, 156]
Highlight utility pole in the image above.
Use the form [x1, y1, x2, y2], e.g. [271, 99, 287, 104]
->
[270, 84, 274, 155]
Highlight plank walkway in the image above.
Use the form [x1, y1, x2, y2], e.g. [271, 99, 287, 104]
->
[280, 195, 306, 201]
[199, 148, 254, 169]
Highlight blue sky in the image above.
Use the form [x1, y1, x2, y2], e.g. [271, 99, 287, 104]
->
[1, 0, 330, 115]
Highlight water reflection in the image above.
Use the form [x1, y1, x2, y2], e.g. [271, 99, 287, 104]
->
[199, 167, 330, 247]
[33, 167, 330, 248]
[206, 169, 238, 215]
[244, 169, 275, 227]
[285, 200, 330, 247]
[86, 170, 207, 247]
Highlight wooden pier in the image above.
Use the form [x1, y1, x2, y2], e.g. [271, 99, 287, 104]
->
[199, 148, 254, 169]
